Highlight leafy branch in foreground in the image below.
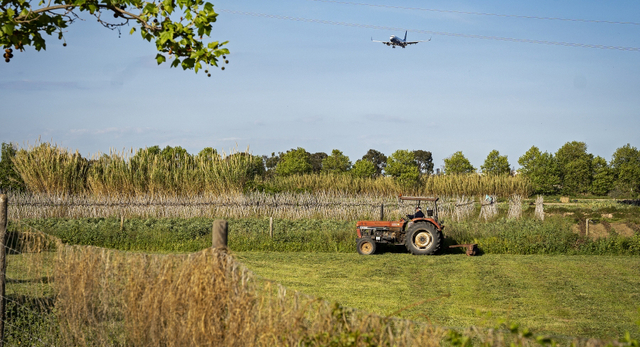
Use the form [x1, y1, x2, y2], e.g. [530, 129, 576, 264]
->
[0, 0, 229, 74]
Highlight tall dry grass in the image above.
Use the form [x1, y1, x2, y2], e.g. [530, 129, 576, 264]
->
[259, 173, 531, 198]
[87, 148, 259, 197]
[11, 142, 89, 195]
[54, 244, 452, 346]
[10, 141, 532, 198]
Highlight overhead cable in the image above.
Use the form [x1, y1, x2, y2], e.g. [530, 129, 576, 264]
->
[309, 0, 640, 26]
[217, 9, 640, 52]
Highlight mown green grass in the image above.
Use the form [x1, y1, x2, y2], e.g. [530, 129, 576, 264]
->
[236, 252, 640, 340]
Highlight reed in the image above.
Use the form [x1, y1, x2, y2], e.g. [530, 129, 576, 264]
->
[10, 141, 532, 198]
[11, 141, 89, 195]
[87, 148, 259, 197]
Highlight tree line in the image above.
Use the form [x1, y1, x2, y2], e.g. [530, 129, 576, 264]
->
[1, 141, 639, 197]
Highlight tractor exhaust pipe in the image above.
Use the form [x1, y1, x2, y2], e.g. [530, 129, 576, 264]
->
[380, 203, 384, 221]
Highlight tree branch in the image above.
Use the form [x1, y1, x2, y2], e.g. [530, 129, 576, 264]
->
[14, 3, 158, 32]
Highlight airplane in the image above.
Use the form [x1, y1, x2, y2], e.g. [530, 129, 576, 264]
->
[371, 31, 431, 48]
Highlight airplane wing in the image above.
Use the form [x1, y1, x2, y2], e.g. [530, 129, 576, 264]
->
[406, 38, 432, 45]
[371, 38, 390, 44]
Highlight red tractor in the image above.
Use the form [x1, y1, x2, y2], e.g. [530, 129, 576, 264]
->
[356, 196, 444, 255]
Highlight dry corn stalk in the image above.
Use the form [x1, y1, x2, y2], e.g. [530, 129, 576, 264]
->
[535, 195, 545, 221]
[507, 195, 523, 220]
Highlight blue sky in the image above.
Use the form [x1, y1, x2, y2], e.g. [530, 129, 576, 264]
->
[1, 0, 639, 171]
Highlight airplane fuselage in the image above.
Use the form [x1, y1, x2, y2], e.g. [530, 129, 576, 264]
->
[389, 35, 404, 44]
[372, 31, 427, 49]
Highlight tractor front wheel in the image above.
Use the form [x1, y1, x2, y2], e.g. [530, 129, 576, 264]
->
[357, 237, 376, 255]
[404, 223, 442, 255]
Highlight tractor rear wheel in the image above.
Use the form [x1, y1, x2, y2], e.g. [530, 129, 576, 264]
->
[357, 237, 376, 255]
[404, 223, 442, 255]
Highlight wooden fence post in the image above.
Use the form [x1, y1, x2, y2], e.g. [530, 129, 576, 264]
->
[0, 194, 8, 347]
[212, 219, 228, 249]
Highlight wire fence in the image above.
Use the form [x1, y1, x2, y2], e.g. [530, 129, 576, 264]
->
[6, 192, 532, 221]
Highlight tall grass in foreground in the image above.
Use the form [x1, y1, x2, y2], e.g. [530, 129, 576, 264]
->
[11, 142, 531, 197]
[52, 239, 623, 346]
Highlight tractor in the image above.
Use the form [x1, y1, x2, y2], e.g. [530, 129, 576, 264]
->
[356, 196, 444, 255]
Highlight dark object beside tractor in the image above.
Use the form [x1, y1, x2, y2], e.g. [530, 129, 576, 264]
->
[356, 196, 445, 255]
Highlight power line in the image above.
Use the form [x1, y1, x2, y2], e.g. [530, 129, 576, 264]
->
[309, 0, 640, 26]
[217, 9, 640, 52]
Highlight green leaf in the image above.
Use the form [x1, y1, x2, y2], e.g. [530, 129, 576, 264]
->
[129, 27, 136, 35]
[155, 53, 166, 64]
[163, 0, 174, 14]
[158, 30, 173, 45]
[180, 57, 194, 70]
[2, 24, 15, 36]
[203, 2, 213, 13]
[143, 3, 158, 15]
[170, 58, 180, 68]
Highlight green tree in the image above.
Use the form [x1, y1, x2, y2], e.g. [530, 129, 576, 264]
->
[362, 149, 387, 177]
[555, 141, 594, 195]
[444, 151, 476, 175]
[386, 150, 419, 188]
[309, 152, 328, 173]
[275, 148, 312, 177]
[263, 152, 281, 173]
[481, 150, 511, 176]
[518, 146, 560, 195]
[350, 159, 376, 179]
[322, 149, 351, 174]
[590, 156, 614, 196]
[413, 150, 434, 175]
[0, 142, 25, 192]
[196, 147, 219, 161]
[610, 144, 640, 196]
[1, 0, 229, 73]
[160, 145, 190, 161]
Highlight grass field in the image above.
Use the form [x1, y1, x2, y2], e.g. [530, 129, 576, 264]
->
[236, 252, 640, 340]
